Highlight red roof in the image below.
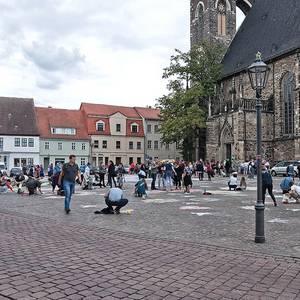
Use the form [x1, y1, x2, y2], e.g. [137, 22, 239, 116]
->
[86, 117, 111, 136]
[81, 103, 145, 136]
[80, 103, 141, 118]
[134, 107, 161, 120]
[35, 107, 89, 140]
[126, 119, 144, 137]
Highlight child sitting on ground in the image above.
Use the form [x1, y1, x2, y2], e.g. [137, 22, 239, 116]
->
[228, 172, 238, 191]
[135, 172, 148, 199]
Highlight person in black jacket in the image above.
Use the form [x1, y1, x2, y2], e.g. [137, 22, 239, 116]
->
[262, 166, 277, 206]
[107, 160, 117, 188]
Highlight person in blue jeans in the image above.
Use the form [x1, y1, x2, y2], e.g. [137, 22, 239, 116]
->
[58, 155, 81, 214]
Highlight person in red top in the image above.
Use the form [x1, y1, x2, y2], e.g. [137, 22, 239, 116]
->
[206, 161, 213, 181]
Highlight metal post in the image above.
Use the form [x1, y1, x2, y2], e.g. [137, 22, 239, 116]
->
[255, 90, 265, 243]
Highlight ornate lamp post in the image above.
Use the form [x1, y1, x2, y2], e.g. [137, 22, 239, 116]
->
[247, 52, 270, 244]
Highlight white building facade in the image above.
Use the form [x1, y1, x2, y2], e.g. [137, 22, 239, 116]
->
[0, 135, 40, 170]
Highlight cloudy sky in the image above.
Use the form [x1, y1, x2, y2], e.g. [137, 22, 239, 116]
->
[0, 1, 245, 109]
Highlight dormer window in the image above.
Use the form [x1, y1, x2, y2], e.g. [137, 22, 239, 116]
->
[131, 123, 138, 133]
[51, 127, 76, 135]
[96, 121, 105, 132]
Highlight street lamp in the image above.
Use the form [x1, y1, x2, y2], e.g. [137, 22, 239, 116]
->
[248, 52, 270, 244]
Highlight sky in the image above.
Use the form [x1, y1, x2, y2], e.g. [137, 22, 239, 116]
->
[0, 1, 245, 109]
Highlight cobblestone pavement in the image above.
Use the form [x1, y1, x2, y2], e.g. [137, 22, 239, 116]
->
[0, 176, 300, 299]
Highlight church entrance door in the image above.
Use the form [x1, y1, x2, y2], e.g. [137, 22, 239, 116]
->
[225, 143, 232, 160]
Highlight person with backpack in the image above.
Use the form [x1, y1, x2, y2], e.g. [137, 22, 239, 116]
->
[262, 166, 277, 206]
[280, 174, 294, 204]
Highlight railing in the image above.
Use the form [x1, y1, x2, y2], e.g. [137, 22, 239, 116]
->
[211, 97, 274, 116]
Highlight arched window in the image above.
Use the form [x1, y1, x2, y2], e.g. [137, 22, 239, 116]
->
[96, 120, 105, 132]
[195, 2, 205, 40]
[217, 0, 227, 36]
[282, 73, 295, 135]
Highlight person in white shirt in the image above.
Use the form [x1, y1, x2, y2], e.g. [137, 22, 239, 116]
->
[228, 172, 238, 191]
[288, 185, 300, 204]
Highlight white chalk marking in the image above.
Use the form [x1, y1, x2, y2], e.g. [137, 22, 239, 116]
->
[267, 218, 289, 224]
[180, 206, 211, 210]
[191, 212, 212, 216]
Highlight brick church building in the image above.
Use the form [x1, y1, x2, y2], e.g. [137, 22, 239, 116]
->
[191, 0, 300, 163]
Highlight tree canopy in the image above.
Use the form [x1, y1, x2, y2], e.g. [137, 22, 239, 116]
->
[156, 41, 225, 160]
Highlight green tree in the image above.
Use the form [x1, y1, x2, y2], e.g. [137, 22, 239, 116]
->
[156, 41, 225, 161]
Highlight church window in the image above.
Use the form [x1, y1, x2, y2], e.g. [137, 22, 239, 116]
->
[217, 0, 227, 36]
[282, 73, 295, 135]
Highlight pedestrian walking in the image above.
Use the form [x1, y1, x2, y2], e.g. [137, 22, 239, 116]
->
[58, 155, 81, 214]
[262, 166, 277, 206]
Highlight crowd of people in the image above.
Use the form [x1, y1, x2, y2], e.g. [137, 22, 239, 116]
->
[1, 155, 300, 214]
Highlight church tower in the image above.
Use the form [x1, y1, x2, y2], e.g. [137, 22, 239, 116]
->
[190, 0, 237, 47]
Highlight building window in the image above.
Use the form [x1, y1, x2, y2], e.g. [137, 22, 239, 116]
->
[28, 138, 34, 147]
[99, 156, 103, 164]
[82, 143, 86, 150]
[96, 121, 105, 132]
[129, 157, 134, 165]
[28, 158, 34, 166]
[217, 0, 226, 36]
[15, 138, 20, 147]
[282, 72, 295, 135]
[154, 125, 159, 133]
[129, 141, 134, 150]
[51, 127, 76, 135]
[116, 124, 121, 132]
[116, 141, 121, 149]
[80, 158, 86, 166]
[102, 140, 107, 149]
[94, 140, 99, 148]
[137, 157, 142, 164]
[137, 142, 141, 150]
[58, 142, 62, 150]
[147, 124, 152, 133]
[21, 138, 27, 147]
[147, 140, 152, 149]
[14, 158, 20, 167]
[131, 123, 138, 133]
[72, 142, 76, 150]
[165, 143, 170, 150]
[154, 141, 159, 149]
[0, 137, 3, 150]
[45, 142, 50, 150]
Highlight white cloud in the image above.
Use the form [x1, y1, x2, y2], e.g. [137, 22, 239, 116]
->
[0, 0, 244, 109]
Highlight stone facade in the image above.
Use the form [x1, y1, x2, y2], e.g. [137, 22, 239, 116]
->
[207, 52, 300, 162]
[190, 0, 253, 47]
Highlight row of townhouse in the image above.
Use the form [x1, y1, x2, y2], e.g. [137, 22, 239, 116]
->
[0, 97, 182, 170]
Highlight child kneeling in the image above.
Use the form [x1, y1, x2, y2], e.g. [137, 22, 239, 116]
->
[135, 175, 148, 199]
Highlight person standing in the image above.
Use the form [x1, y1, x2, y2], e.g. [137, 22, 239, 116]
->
[262, 166, 277, 206]
[164, 161, 175, 191]
[198, 160, 204, 181]
[107, 160, 117, 188]
[58, 155, 81, 214]
[99, 163, 106, 188]
[206, 161, 213, 181]
[150, 161, 158, 190]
